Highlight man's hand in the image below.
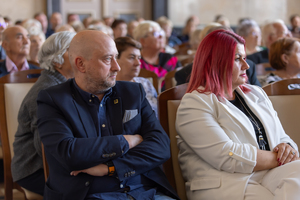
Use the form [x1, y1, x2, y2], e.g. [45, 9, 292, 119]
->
[70, 163, 108, 176]
[123, 134, 143, 149]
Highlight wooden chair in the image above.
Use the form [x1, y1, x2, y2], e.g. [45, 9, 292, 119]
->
[158, 83, 188, 200]
[41, 143, 49, 181]
[164, 67, 183, 91]
[138, 68, 159, 93]
[0, 70, 43, 200]
[262, 79, 300, 147]
[262, 78, 300, 96]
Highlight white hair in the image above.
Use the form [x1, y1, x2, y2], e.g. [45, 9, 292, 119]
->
[262, 19, 286, 46]
[38, 31, 76, 71]
[22, 19, 42, 33]
[28, 26, 46, 43]
[133, 20, 162, 42]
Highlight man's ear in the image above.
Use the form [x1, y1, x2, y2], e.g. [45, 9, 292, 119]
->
[1, 40, 9, 52]
[74, 56, 86, 73]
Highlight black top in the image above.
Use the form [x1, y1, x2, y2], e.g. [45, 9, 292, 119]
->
[229, 91, 270, 151]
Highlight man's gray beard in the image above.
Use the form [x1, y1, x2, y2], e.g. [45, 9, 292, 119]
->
[86, 76, 116, 95]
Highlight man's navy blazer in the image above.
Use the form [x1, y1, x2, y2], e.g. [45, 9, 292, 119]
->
[175, 59, 261, 87]
[0, 59, 40, 78]
[37, 79, 179, 200]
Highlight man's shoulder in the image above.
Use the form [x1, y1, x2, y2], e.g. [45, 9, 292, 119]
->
[42, 79, 72, 94]
[247, 49, 269, 64]
[114, 81, 141, 92]
[0, 60, 8, 76]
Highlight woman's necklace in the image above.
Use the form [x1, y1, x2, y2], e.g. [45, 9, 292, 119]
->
[235, 93, 267, 150]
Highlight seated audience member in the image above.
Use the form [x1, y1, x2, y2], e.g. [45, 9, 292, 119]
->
[127, 20, 139, 38]
[82, 16, 93, 28]
[260, 37, 300, 86]
[11, 31, 76, 196]
[178, 15, 198, 43]
[115, 37, 158, 116]
[4, 16, 12, 27]
[247, 19, 290, 64]
[214, 14, 231, 28]
[111, 19, 127, 39]
[290, 14, 300, 38]
[189, 29, 202, 53]
[103, 16, 114, 27]
[55, 24, 75, 33]
[133, 21, 181, 89]
[198, 22, 222, 44]
[0, 15, 7, 60]
[236, 19, 263, 55]
[27, 26, 45, 63]
[22, 19, 42, 32]
[176, 29, 300, 200]
[0, 26, 40, 78]
[70, 20, 85, 32]
[175, 26, 261, 87]
[37, 30, 179, 200]
[46, 12, 62, 38]
[156, 16, 182, 48]
[67, 13, 80, 24]
[34, 12, 48, 35]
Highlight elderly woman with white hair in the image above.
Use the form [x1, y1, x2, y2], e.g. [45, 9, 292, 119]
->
[27, 26, 46, 63]
[236, 19, 263, 55]
[11, 31, 76, 196]
[133, 20, 181, 90]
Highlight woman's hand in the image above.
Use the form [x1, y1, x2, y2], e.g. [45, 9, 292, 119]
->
[70, 163, 108, 177]
[273, 143, 299, 165]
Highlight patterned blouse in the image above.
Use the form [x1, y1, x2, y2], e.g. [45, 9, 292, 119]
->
[260, 72, 300, 87]
[140, 52, 181, 90]
[133, 77, 158, 118]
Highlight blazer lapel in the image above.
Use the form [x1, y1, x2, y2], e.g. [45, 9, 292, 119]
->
[107, 94, 123, 135]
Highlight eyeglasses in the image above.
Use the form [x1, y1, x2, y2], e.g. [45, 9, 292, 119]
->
[0, 22, 7, 29]
[146, 30, 164, 38]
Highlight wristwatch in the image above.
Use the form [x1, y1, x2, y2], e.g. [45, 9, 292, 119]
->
[106, 161, 116, 176]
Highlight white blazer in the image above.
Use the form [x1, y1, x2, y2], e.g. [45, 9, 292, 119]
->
[175, 84, 298, 200]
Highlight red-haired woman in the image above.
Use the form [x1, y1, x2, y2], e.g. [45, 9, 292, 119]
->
[175, 30, 300, 200]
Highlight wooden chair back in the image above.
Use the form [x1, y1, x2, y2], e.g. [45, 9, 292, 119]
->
[262, 78, 300, 96]
[167, 100, 187, 200]
[0, 70, 43, 200]
[267, 95, 300, 147]
[138, 68, 159, 93]
[158, 83, 188, 199]
[164, 67, 183, 91]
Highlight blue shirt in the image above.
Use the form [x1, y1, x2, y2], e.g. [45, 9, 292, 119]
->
[73, 80, 157, 198]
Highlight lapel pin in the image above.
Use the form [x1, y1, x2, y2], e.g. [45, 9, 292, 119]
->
[114, 99, 118, 104]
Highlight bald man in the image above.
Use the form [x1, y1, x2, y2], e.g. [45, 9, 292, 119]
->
[247, 20, 291, 64]
[37, 30, 179, 200]
[0, 26, 40, 78]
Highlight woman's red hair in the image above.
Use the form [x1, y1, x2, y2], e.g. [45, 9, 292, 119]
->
[187, 29, 250, 98]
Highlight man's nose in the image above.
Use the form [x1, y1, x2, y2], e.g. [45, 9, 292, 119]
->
[112, 58, 121, 72]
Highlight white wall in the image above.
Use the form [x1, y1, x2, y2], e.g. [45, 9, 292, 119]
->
[169, 0, 300, 27]
[0, 0, 45, 24]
